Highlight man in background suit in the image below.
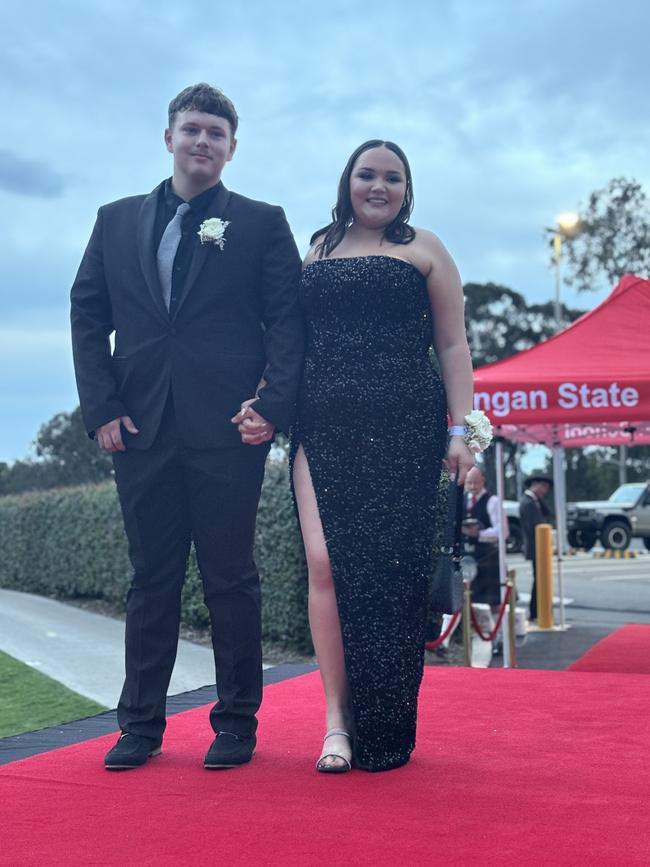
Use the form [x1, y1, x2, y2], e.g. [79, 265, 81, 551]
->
[70, 83, 304, 770]
[519, 474, 552, 622]
[462, 465, 508, 608]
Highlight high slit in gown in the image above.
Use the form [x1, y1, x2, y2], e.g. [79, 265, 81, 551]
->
[291, 255, 447, 771]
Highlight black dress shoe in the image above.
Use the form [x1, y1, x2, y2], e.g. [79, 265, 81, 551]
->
[204, 731, 256, 769]
[104, 733, 162, 769]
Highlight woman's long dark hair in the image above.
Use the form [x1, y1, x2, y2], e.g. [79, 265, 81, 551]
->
[311, 140, 415, 258]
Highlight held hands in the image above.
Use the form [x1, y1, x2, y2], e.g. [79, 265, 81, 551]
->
[231, 398, 275, 446]
[95, 416, 139, 452]
[445, 435, 475, 486]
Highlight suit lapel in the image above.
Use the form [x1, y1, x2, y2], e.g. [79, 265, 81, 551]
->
[137, 182, 169, 320]
[172, 183, 232, 321]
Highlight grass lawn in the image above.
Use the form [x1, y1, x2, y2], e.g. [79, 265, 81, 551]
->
[0, 650, 107, 738]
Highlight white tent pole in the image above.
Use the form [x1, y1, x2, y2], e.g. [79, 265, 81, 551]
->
[619, 444, 628, 485]
[495, 435, 511, 667]
[515, 443, 524, 499]
[552, 441, 567, 629]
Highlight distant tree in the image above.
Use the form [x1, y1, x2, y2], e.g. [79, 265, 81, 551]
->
[626, 445, 650, 481]
[464, 282, 584, 499]
[565, 449, 619, 501]
[560, 177, 650, 293]
[34, 407, 112, 485]
[463, 282, 583, 368]
[565, 446, 650, 501]
[0, 458, 62, 496]
[0, 407, 112, 495]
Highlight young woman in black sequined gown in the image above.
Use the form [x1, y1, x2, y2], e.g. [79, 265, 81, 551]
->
[291, 141, 475, 772]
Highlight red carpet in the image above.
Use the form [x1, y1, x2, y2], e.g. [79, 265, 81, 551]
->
[2, 667, 650, 866]
[568, 624, 650, 674]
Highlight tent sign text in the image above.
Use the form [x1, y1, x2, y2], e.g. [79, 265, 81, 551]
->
[475, 382, 640, 418]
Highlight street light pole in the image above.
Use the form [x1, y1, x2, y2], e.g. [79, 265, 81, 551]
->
[550, 211, 580, 330]
[548, 211, 579, 632]
[552, 232, 563, 327]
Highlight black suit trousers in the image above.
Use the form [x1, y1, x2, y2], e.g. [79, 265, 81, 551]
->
[112, 401, 269, 741]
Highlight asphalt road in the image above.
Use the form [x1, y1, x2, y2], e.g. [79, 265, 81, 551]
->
[2, 547, 647, 696]
[505, 545, 649, 669]
[508, 545, 650, 627]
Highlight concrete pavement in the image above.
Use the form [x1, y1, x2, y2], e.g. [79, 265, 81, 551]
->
[4, 547, 646, 705]
[0, 588, 220, 707]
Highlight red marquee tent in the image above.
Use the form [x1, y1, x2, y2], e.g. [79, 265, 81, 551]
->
[473, 275, 650, 639]
[472, 275, 650, 446]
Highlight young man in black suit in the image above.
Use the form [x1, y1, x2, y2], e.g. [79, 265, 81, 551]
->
[70, 83, 304, 769]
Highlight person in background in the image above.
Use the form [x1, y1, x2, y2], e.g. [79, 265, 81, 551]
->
[519, 474, 553, 622]
[461, 465, 508, 654]
[462, 465, 508, 609]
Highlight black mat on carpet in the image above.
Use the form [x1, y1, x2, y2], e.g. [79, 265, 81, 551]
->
[0, 663, 317, 766]
[514, 625, 612, 670]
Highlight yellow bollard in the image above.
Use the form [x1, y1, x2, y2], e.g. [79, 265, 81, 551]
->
[535, 523, 554, 629]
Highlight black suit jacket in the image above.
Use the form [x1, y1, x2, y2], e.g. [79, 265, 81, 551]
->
[519, 491, 546, 561]
[71, 181, 304, 449]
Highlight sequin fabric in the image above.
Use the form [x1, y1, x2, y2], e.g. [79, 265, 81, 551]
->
[291, 255, 447, 771]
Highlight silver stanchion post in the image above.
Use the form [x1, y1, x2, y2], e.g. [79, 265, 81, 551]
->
[462, 579, 472, 666]
[507, 570, 517, 667]
[552, 441, 567, 630]
[495, 435, 511, 667]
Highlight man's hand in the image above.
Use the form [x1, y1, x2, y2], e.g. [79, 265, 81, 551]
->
[231, 399, 275, 446]
[461, 524, 480, 538]
[96, 416, 139, 452]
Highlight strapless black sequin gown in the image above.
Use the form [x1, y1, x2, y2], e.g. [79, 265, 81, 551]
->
[291, 255, 447, 771]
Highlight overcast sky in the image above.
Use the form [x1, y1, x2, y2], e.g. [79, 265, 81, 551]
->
[2, 0, 649, 463]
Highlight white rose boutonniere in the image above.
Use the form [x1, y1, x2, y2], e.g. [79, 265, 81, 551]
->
[198, 217, 230, 250]
[464, 410, 493, 453]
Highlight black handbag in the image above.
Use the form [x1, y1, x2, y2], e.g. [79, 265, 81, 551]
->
[430, 481, 465, 614]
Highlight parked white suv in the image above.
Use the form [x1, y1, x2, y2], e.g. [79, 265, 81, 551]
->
[566, 482, 650, 551]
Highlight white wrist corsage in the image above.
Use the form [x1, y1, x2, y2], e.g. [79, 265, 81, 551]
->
[463, 410, 493, 453]
[198, 217, 230, 249]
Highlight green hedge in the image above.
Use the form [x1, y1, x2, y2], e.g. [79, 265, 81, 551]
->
[0, 457, 312, 651]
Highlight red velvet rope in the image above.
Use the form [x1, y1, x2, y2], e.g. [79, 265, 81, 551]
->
[425, 610, 461, 650]
[469, 584, 513, 642]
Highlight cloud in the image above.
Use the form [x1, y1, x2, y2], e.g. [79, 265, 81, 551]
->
[0, 149, 70, 198]
[1, 0, 650, 461]
[0, 325, 78, 461]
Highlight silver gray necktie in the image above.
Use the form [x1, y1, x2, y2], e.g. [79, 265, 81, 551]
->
[157, 201, 191, 310]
